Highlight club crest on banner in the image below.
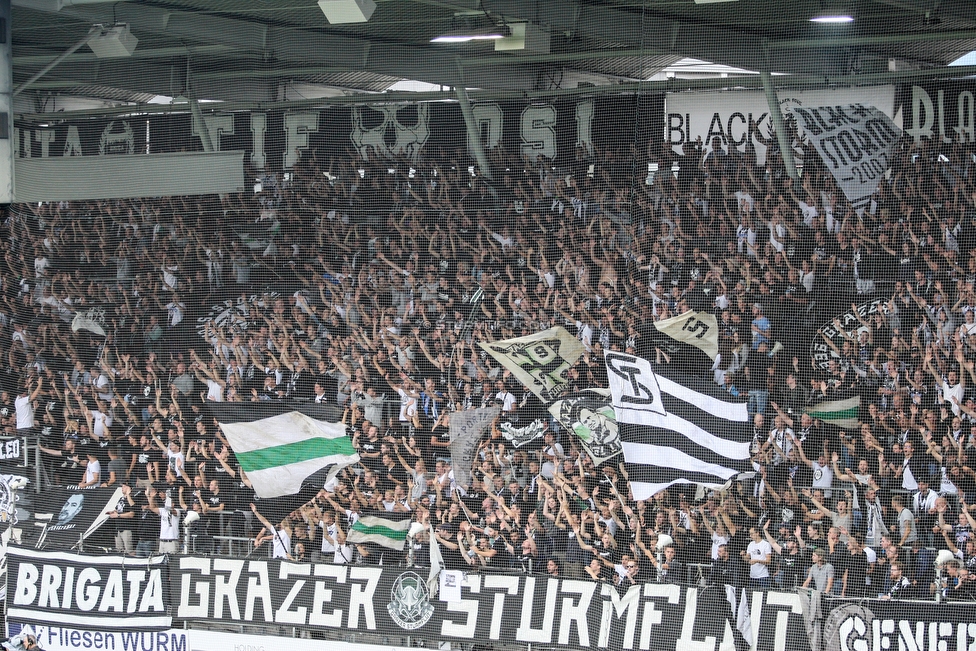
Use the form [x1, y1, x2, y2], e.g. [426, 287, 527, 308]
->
[387, 571, 435, 630]
[0, 475, 27, 524]
[821, 603, 874, 651]
[604, 352, 666, 417]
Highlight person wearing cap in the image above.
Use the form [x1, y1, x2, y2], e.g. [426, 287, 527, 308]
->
[762, 519, 807, 590]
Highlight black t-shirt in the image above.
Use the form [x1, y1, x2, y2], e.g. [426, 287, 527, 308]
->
[135, 445, 164, 481]
[113, 493, 135, 533]
[54, 450, 85, 485]
[777, 550, 808, 589]
[841, 551, 868, 596]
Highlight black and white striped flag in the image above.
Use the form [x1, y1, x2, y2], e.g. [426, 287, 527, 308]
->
[605, 352, 753, 500]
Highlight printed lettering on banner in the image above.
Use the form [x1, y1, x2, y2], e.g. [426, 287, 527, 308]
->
[6, 548, 170, 630]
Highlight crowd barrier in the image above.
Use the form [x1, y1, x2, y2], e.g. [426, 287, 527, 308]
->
[7, 547, 976, 651]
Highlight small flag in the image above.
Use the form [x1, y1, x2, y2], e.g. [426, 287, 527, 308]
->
[499, 419, 548, 448]
[606, 352, 753, 500]
[807, 396, 860, 430]
[71, 307, 107, 337]
[347, 512, 413, 550]
[449, 407, 498, 489]
[549, 389, 621, 466]
[210, 403, 359, 499]
[652, 309, 719, 360]
[428, 522, 444, 596]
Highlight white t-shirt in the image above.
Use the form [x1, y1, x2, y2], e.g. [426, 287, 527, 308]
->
[747, 539, 772, 579]
[271, 527, 291, 559]
[206, 379, 224, 402]
[83, 459, 101, 485]
[159, 506, 180, 541]
[14, 395, 33, 430]
[91, 410, 113, 438]
[495, 391, 517, 412]
[319, 520, 338, 553]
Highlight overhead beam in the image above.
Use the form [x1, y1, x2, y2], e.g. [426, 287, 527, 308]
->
[13, 44, 236, 66]
[770, 29, 976, 49]
[460, 48, 672, 66]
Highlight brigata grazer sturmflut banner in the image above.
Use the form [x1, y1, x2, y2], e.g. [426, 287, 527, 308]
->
[10, 549, 976, 650]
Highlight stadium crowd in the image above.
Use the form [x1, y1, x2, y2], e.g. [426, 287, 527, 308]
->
[5, 118, 976, 601]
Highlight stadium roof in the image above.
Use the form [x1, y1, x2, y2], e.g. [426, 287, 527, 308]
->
[11, 0, 976, 115]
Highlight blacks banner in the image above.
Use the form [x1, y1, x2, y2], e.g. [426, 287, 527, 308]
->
[896, 81, 976, 145]
[38, 486, 124, 549]
[6, 547, 171, 630]
[15, 96, 664, 171]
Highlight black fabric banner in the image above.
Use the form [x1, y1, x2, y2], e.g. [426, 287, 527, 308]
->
[8, 549, 976, 650]
[37, 486, 123, 549]
[170, 557, 783, 649]
[6, 547, 171, 630]
[15, 96, 665, 172]
[895, 81, 976, 145]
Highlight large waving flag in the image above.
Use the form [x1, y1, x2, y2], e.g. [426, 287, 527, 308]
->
[210, 402, 359, 499]
[605, 352, 753, 500]
[478, 327, 584, 403]
[449, 407, 499, 489]
[347, 511, 413, 550]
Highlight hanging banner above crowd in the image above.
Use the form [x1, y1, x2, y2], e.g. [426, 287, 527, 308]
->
[14, 95, 664, 171]
[665, 85, 895, 165]
[36, 486, 124, 550]
[9, 550, 976, 651]
[790, 104, 901, 215]
[896, 81, 976, 144]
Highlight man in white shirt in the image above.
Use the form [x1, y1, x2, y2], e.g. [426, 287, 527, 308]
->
[743, 526, 772, 589]
[15, 376, 42, 432]
[251, 503, 293, 560]
[147, 487, 181, 554]
[494, 380, 517, 413]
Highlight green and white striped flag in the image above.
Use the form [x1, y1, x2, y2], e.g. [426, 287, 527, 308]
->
[210, 403, 359, 499]
[347, 512, 413, 550]
[807, 396, 860, 430]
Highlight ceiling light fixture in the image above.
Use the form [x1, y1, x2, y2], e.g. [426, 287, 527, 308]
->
[431, 29, 508, 44]
[810, 13, 854, 22]
[810, 1, 854, 22]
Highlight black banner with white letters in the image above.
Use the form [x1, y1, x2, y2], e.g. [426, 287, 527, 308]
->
[896, 81, 976, 145]
[170, 556, 805, 650]
[11, 549, 976, 651]
[5, 547, 171, 630]
[15, 96, 664, 171]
